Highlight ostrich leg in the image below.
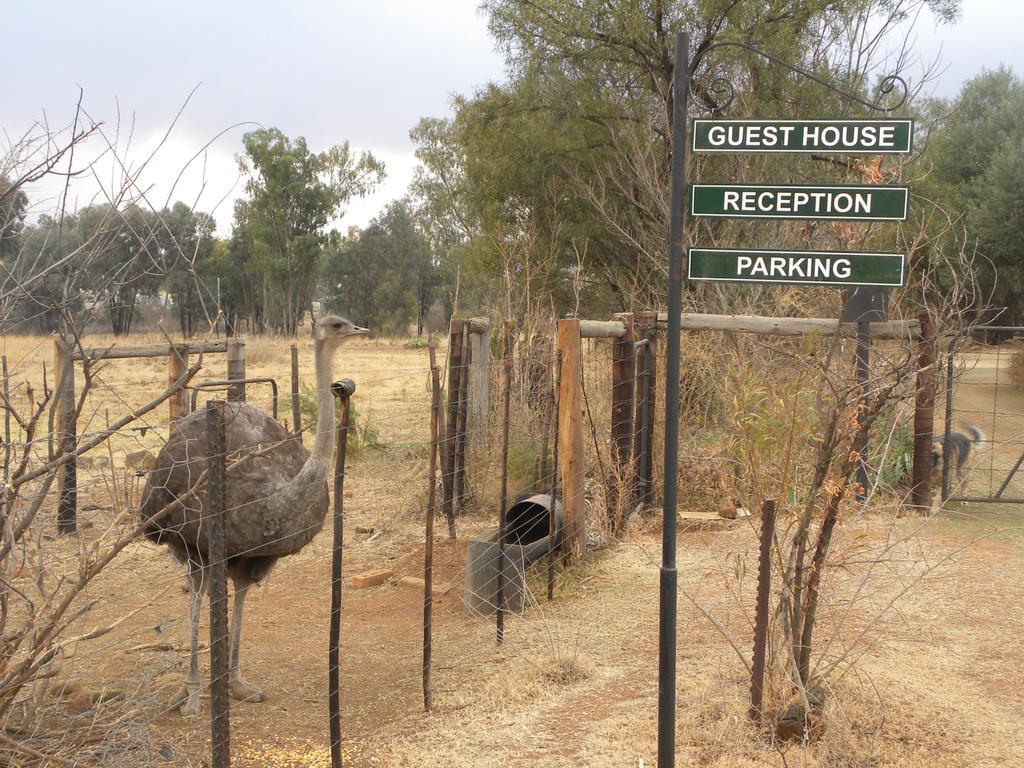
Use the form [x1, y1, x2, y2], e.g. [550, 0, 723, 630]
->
[170, 566, 205, 716]
[229, 580, 267, 702]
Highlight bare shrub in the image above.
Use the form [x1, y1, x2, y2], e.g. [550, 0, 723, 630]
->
[0, 96, 233, 765]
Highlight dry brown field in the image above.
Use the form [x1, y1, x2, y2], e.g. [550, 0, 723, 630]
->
[3, 332, 1022, 767]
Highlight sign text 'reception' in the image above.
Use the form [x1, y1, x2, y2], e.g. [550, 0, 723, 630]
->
[689, 184, 908, 221]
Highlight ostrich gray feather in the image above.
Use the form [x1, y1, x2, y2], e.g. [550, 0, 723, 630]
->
[139, 401, 329, 566]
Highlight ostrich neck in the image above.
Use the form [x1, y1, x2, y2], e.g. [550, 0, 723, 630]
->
[309, 337, 338, 464]
[284, 338, 337, 505]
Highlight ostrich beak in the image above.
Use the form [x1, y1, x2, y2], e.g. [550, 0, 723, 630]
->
[351, 325, 370, 337]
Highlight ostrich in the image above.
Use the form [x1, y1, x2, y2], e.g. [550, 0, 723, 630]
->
[139, 315, 368, 715]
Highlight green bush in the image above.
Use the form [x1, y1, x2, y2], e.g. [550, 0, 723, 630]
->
[508, 442, 541, 493]
[298, 384, 319, 426]
[404, 336, 430, 349]
[872, 412, 914, 491]
[298, 385, 381, 453]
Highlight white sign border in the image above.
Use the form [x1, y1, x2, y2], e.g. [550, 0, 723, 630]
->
[691, 118, 915, 155]
[686, 247, 906, 288]
[690, 183, 909, 221]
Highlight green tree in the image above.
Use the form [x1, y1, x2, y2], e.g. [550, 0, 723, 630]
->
[238, 128, 384, 334]
[227, 199, 267, 333]
[0, 177, 27, 263]
[78, 203, 165, 336]
[158, 202, 217, 337]
[205, 237, 246, 335]
[413, 0, 961, 316]
[324, 200, 436, 334]
[924, 68, 1024, 323]
[8, 213, 83, 333]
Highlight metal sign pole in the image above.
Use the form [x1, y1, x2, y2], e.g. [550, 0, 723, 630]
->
[659, 29, 688, 768]
[855, 319, 871, 500]
[329, 379, 356, 768]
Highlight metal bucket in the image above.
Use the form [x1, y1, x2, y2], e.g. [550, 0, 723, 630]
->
[463, 493, 563, 616]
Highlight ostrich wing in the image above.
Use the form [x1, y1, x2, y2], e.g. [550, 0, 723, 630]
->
[139, 402, 329, 564]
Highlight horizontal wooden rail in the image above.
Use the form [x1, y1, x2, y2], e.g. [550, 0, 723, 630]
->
[72, 340, 230, 361]
[580, 320, 627, 338]
[464, 317, 491, 334]
[656, 313, 920, 340]
[579, 314, 919, 340]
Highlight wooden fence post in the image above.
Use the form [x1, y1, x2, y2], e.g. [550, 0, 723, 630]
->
[454, 331, 470, 507]
[54, 336, 76, 535]
[442, 318, 465, 539]
[466, 318, 491, 435]
[168, 344, 189, 435]
[749, 499, 776, 722]
[2, 355, 9, 506]
[610, 313, 636, 531]
[496, 321, 512, 644]
[912, 310, 936, 510]
[634, 311, 658, 504]
[290, 343, 301, 436]
[556, 319, 585, 557]
[547, 349, 562, 600]
[424, 346, 442, 712]
[205, 400, 230, 768]
[226, 338, 246, 403]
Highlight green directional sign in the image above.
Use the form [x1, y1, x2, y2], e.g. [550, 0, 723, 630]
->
[690, 184, 908, 221]
[688, 248, 905, 287]
[692, 119, 913, 154]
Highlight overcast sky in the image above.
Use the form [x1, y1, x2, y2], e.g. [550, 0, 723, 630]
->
[5, 0, 1022, 235]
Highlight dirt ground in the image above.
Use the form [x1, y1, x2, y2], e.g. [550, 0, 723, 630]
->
[5, 333, 1024, 767]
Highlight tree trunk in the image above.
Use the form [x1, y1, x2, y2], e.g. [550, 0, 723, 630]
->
[796, 483, 846, 683]
[109, 289, 136, 337]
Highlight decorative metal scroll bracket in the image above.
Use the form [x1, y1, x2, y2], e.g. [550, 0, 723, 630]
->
[689, 40, 909, 114]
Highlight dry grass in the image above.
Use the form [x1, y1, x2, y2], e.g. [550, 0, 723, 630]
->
[371, 517, 1022, 768]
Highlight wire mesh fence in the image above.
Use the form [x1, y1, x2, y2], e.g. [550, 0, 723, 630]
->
[0, 321, 651, 766]
[942, 331, 1024, 503]
[1, 312, 998, 766]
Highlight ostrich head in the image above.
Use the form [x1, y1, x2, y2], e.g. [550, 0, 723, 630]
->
[314, 315, 369, 346]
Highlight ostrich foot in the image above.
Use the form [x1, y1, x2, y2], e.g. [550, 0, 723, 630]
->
[169, 682, 202, 716]
[229, 676, 267, 703]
